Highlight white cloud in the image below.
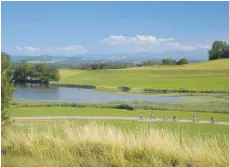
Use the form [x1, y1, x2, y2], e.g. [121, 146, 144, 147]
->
[16, 46, 40, 52]
[98, 35, 175, 45]
[162, 42, 196, 51]
[56, 45, 87, 54]
[197, 45, 211, 49]
[98, 35, 210, 52]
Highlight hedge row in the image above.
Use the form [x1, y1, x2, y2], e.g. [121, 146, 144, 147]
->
[143, 88, 229, 94]
[118, 86, 131, 91]
[13, 100, 229, 113]
[14, 102, 134, 111]
[50, 83, 96, 89]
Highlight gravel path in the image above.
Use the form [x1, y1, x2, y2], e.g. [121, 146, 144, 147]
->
[12, 116, 229, 125]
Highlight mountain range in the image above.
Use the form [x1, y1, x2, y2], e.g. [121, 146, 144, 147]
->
[10, 50, 208, 64]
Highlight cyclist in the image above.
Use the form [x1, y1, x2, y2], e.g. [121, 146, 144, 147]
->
[193, 116, 197, 123]
[210, 116, 216, 123]
[163, 115, 167, 121]
[150, 113, 156, 120]
[139, 114, 145, 120]
[173, 116, 177, 122]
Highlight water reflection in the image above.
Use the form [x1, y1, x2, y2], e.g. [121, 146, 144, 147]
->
[13, 84, 183, 103]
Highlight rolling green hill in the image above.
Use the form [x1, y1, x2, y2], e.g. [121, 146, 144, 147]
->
[55, 59, 229, 90]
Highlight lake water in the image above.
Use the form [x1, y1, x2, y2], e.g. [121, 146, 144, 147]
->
[13, 84, 183, 103]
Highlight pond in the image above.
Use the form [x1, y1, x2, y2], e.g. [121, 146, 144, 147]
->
[13, 84, 185, 103]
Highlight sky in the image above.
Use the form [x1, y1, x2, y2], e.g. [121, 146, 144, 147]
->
[1, 1, 229, 56]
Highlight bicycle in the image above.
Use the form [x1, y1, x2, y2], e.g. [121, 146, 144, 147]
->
[192, 118, 199, 123]
[163, 116, 168, 121]
[172, 118, 179, 122]
[149, 116, 156, 120]
[210, 119, 218, 124]
[139, 115, 145, 120]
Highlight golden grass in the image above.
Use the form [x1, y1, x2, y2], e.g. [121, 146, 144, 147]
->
[2, 122, 229, 167]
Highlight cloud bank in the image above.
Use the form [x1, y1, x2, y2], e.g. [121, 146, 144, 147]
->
[98, 35, 210, 52]
[16, 46, 40, 52]
[16, 44, 88, 55]
[56, 45, 87, 54]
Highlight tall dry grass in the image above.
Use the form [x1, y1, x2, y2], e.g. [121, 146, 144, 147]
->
[2, 122, 229, 167]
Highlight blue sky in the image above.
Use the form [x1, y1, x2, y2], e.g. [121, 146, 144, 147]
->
[1, 1, 229, 56]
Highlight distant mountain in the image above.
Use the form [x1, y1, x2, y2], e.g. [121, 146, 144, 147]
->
[10, 50, 208, 64]
[11, 55, 68, 63]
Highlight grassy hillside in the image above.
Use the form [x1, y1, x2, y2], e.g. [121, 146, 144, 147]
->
[55, 59, 229, 90]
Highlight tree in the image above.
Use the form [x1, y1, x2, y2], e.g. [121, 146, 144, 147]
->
[13, 62, 60, 83]
[162, 59, 176, 65]
[13, 61, 31, 81]
[176, 58, 189, 65]
[208, 41, 229, 60]
[1, 52, 15, 135]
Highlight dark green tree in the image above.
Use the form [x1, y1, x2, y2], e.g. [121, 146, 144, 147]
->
[1, 52, 15, 135]
[13, 61, 31, 81]
[208, 41, 229, 60]
[162, 59, 176, 65]
[13, 62, 59, 83]
[176, 58, 189, 65]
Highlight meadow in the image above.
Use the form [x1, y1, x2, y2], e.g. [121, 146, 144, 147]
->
[2, 121, 229, 167]
[4, 59, 229, 167]
[9, 106, 229, 122]
[12, 99, 229, 113]
[54, 59, 229, 91]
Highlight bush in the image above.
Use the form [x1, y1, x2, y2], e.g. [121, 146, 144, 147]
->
[116, 104, 134, 110]
[50, 83, 96, 89]
[118, 86, 131, 91]
[143, 88, 229, 94]
[176, 58, 189, 65]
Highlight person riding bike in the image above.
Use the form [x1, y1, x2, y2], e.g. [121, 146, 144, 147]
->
[193, 116, 197, 123]
[173, 116, 177, 122]
[210, 116, 216, 123]
[163, 115, 167, 121]
[139, 114, 145, 120]
[150, 113, 156, 119]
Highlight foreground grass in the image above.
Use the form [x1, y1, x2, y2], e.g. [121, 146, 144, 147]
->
[13, 119, 229, 136]
[2, 122, 229, 167]
[55, 59, 229, 90]
[9, 106, 229, 122]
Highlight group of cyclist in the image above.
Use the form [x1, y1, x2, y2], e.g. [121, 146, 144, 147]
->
[139, 113, 217, 123]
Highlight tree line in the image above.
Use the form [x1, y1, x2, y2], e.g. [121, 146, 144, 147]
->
[13, 60, 60, 83]
[53, 62, 133, 70]
[136, 58, 189, 67]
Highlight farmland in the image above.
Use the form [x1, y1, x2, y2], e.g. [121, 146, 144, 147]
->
[4, 59, 229, 167]
[55, 59, 229, 91]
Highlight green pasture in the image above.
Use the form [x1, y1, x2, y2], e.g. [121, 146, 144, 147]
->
[13, 119, 229, 137]
[9, 106, 229, 122]
[55, 59, 229, 90]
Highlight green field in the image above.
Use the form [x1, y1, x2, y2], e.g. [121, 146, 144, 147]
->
[55, 59, 229, 90]
[9, 106, 229, 122]
[13, 119, 229, 136]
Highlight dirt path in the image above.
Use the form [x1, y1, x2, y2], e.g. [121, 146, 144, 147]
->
[12, 116, 229, 125]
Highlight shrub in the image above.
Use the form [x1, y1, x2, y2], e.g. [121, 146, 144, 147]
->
[116, 104, 134, 110]
[143, 88, 229, 94]
[50, 83, 96, 89]
[118, 86, 131, 91]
